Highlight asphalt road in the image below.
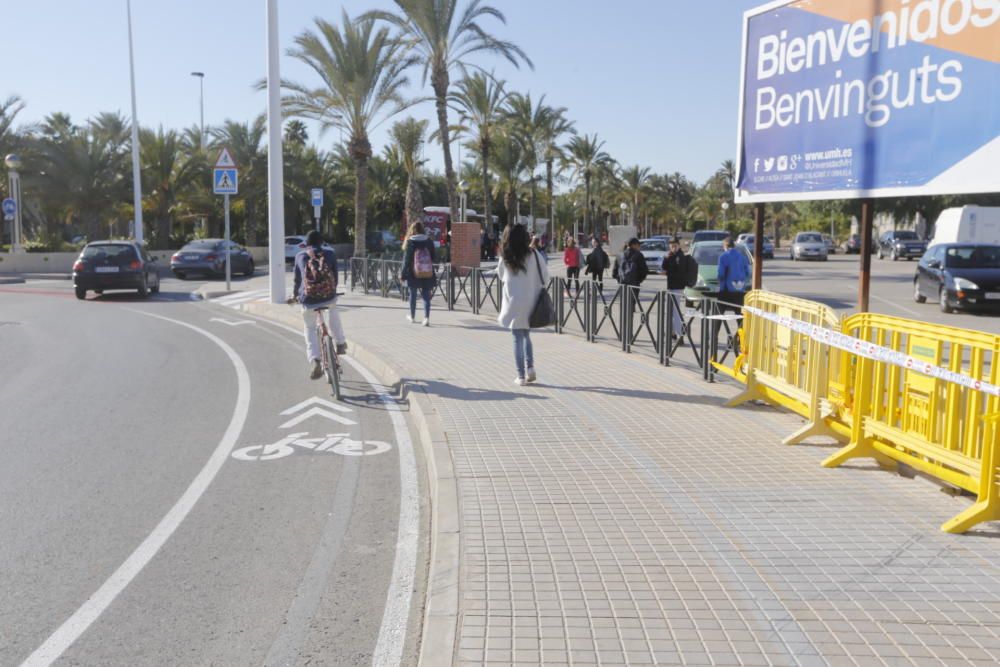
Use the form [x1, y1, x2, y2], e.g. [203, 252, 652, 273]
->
[0, 275, 425, 666]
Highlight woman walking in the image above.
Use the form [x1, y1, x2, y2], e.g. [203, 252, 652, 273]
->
[400, 221, 436, 326]
[563, 237, 583, 295]
[498, 224, 549, 386]
[585, 238, 609, 292]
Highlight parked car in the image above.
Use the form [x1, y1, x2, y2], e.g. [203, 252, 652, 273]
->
[740, 234, 774, 259]
[73, 240, 160, 300]
[683, 241, 753, 303]
[366, 229, 402, 255]
[284, 235, 334, 264]
[639, 238, 669, 274]
[692, 230, 731, 245]
[789, 232, 828, 261]
[171, 239, 255, 279]
[822, 234, 838, 254]
[736, 233, 751, 246]
[878, 229, 926, 261]
[842, 234, 862, 254]
[914, 244, 1000, 314]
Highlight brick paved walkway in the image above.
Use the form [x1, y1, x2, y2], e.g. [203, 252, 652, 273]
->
[247, 291, 1000, 667]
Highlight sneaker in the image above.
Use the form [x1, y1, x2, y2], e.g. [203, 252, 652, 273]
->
[310, 359, 323, 380]
[514, 377, 527, 386]
[336, 342, 348, 355]
[422, 317, 429, 327]
[526, 368, 537, 383]
[406, 315, 414, 323]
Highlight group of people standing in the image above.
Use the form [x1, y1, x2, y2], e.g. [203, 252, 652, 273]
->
[563, 237, 611, 293]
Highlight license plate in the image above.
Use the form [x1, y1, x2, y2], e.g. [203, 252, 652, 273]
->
[95, 266, 119, 273]
[986, 292, 1000, 300]
[185, 254, 200, 260]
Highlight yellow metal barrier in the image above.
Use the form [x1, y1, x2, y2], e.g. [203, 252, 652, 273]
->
[822, 314, 1000, 533]
[722, 290, 844, 446]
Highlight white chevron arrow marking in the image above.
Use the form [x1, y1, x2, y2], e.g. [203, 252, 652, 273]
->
[279, 407, 357, 429]
[209, 318, 256, 326]
[281, 397, 354, 415]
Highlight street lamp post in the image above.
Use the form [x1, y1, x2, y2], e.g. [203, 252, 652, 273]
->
[126, 0, 144, 245]
[722, 201, 730, 225]
[620, 202, 628, 230]
[265, 0, 286, 303]
[5, 154, 23, 253]
[190, 72, 205, 145]
[458, 180, 468, 223]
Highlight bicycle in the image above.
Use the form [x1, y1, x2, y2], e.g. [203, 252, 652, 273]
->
[289, 294, 344, 399]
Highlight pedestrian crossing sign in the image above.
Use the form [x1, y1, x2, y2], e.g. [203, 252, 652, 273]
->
[213, 168, 238, 195]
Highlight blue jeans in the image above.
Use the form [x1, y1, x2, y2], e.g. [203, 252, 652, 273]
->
[408, 285, 432, 318]
[512, 329, 534, 378]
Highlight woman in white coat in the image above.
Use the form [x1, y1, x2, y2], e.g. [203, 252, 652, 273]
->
[497, 223, 549, 386]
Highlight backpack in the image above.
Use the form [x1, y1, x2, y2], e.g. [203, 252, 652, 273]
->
[683, 254, 699, 288]
[618, 251, 641, 285]
[303, 248, 336, 302]
[413, 244, 434, 279]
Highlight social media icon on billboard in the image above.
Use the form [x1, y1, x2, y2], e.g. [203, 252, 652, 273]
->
[754, 158, 761, 173]
[763, 158, 775, 172]
[777, 155, 789, 172]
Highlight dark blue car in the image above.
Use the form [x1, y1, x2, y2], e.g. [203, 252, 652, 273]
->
[914, 244, 1000, 314]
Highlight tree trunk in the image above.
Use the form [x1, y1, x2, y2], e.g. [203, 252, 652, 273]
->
[431, 67, 458, 229]
[350, 133, 373, 258]
[584, 172, 592, 236]
[546, 158, 554, 240]
[157, 216, 171, 248]
[481, 138, 492, 237]
[529, 175, 536, 224]
[405, 175, 423, 231]
[505, 189, 516, 227]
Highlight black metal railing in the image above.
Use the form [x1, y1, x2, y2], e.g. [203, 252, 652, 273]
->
[348, 258, 742, 383]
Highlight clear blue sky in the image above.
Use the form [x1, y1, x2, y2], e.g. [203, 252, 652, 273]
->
[3, 1, 764, 185]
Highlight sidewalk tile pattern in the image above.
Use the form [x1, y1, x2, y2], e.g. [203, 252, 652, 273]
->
[336, 293, 1000, 667]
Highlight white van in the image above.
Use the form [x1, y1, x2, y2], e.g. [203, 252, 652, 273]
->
[928, 206, 1000, 249]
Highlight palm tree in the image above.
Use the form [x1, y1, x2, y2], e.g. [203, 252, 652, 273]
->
[718, 159, 736, 194]
[687, 192, 723, 230]
[536, 105, 573, 236]
[504, 92, 548, 221]
[563, 133, 611, 236]
[390, 117, 429, 228]
[0, 95, 27, 157]
[211, 117, 267, 245]
[364, 0, 532, 228]
[489, 132, 523, 226]
[620, 165, 651, 227]
[279, 12, 415, 257]
[450, 72, 506, 233]
[140, 126, 199, 246]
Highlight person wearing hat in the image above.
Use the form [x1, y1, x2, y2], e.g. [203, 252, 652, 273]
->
[616, 237, 649, 313]
[660, 236, 689, 337]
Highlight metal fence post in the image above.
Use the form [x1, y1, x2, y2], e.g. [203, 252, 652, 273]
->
[471, 268, 481, 315]
[621, 286, 631, 353]
[446, 265, 455, 310]
[660, 291, 670, 366]
[554, 279, 564, 334]
[584, 281, 593, 342]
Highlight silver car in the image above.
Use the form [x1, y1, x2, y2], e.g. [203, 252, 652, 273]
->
[790, 232, 828, 261]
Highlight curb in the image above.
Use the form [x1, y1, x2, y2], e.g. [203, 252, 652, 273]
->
[0, 276, 26, 284]
[238, 300, 460, 667]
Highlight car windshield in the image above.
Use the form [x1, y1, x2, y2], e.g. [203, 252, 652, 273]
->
[744, 236, 755, 243]
[945, 246, 1000, 269]
[693, 245, 724, 264]
[182, 240, 221, 250]
[285, 237, 304, 245]
[797, 234, 822, 243]
[81, 244, 136, 260]
[694, 231, 729, 242]
[640, 240, 666, 252]
[894, 231, 918, 240]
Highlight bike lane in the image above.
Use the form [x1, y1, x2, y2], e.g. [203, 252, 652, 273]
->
[12, 297, 426, 666]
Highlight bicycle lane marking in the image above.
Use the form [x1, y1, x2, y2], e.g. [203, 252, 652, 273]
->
[231, 310, 419, 667]
[20, 310, 252, 667]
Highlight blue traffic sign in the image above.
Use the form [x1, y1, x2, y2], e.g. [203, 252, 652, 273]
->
[213, 168, 238, 195]
[2, 198, 15, 216]
[311, 188, 323, 207]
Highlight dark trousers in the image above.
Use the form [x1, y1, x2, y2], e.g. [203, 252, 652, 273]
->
[566, 266, 580, 291]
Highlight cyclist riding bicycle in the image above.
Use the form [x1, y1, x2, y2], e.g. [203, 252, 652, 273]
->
[292, 230, 348, 380]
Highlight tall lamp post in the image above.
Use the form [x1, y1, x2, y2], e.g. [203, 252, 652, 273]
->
[620, 202, 629, 230]
[126, 0, 144, 245]
[190, 72, 205, 145]
[722, 201, 730, 226]
[5, 154, 23, 253]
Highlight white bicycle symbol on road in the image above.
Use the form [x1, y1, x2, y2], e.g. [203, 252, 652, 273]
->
[232, 432, 393, 462]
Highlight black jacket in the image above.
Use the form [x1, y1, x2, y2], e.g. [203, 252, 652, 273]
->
[617, 247, 648, 286]
[661, 250, 688, 291]
[585, 246, 609, 277]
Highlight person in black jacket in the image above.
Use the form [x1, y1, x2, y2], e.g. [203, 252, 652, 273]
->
[584, 238, 609, 292]
[659, 237, 688, 336]
[617, 237, 648, 312]
[400, 221, 437, 326]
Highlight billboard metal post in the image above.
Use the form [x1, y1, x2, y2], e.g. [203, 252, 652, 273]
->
[752, 203, 765, 290]
[858, 198, 874, 313]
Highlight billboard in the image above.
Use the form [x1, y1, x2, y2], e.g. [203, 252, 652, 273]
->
[735, 0, 1000, 203]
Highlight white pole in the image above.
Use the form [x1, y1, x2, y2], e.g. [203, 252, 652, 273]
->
[126, 0, 144, 246]
[266, 0, 286, 303]
[224, 194, 231, 291]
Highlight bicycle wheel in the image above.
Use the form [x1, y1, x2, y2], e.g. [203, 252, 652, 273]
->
[324, 336, 341, 399]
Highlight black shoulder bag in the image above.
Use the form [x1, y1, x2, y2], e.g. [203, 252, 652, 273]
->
[529, 250, 556, 328]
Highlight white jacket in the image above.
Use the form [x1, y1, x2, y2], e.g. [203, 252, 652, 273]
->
[497, 249, 549, 330]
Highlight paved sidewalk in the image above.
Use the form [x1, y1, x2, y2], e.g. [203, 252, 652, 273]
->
[244, 291, 1000, 667]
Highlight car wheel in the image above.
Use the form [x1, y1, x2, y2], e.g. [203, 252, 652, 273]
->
[94, 289, 104, 295]
[939, 287, 953, 313]
[891, 249, 898, 261]
[174, 271, 186, 280]
[913, 280, 926, 303]
[245, 260, 255, 277]
[821, 255, 828, 262]
[137, 276, 149, 298]
[75, 286, 86, 300]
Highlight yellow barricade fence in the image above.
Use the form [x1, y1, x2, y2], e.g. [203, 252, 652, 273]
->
[719, 291, 845, 446]
[822, 314, 1000, 534]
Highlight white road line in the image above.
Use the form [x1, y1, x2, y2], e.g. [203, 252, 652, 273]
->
[237, 313, 419, 667]
[871, 293, 925, 318]
[20, 311, 252, 667]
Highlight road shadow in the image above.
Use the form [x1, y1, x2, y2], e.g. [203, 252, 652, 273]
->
[549, 384, 725, 406]
[90, 290, 197, 303]
[402, 378, 548, 402]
